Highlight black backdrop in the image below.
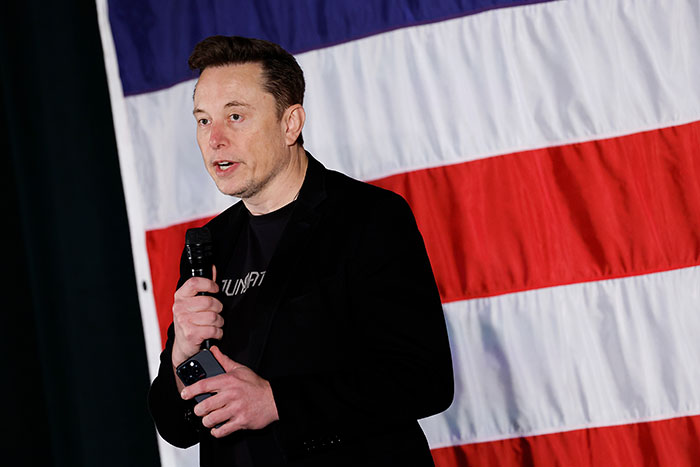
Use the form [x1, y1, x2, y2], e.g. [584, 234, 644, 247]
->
[2, 1, 160, 465]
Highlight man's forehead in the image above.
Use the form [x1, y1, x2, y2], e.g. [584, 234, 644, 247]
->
[193, 62, 266, 104]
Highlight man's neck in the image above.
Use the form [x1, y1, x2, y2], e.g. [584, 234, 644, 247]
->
[243, 147, 308, 216]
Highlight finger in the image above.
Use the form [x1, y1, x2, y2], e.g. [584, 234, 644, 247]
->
[180, 365, 229, 400]
[210, 345, 243, 373]
[192, 392, 224, 418]
[211, 417, 243, 438]
[190, 325, 224, 343]
[186, 296, 224, 314]
[188, 311, 224, 328]
[212, 264, 217, 283]
[181, 380, 208, 401]
[201, 405, 233, 429]
[173, 317, 223, 344]
[193, 331, 224, 351]
[176, 276, 220, 297]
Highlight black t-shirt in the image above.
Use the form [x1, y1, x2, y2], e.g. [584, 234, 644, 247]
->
[209, 200, 295, 466]
[218, 200, 295, 366]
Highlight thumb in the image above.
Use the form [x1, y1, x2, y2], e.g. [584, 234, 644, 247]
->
[212, 264, 217, 283]
[210, 345, 243, 372]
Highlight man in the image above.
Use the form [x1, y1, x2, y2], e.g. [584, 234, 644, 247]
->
[148, 35, 454, 466]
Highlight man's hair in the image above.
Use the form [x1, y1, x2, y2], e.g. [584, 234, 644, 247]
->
[188, 35, 305, 145]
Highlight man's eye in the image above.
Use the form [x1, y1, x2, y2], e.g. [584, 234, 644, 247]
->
[230, 114, 241, 121]
[198, 118, 209, 125]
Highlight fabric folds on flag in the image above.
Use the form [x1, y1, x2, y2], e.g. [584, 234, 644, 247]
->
[96, 0, 700, 465]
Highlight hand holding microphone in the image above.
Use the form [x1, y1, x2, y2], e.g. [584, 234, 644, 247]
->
[172, 228, 276, 435]
[171, 227, 224, 368]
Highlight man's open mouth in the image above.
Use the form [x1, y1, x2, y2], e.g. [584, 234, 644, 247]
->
[216, 161, 236, 170]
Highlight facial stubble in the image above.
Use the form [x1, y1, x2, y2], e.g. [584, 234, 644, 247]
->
[227, 154, 288, 200]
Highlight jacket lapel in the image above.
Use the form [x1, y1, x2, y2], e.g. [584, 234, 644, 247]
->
[248, 153, 328, 370]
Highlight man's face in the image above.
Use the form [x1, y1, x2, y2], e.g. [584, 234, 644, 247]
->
[193, 63, 289, 199]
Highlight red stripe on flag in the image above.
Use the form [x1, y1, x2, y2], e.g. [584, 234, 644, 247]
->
[145, 121, 700, 347]
[430, 414, 700, 467]
[146, 216, 214, 348]
[371, 121, 700, 302]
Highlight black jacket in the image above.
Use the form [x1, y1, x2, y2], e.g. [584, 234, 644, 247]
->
[148, 154, 454, 466]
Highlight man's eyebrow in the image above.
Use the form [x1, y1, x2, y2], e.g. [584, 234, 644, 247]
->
[193, 101, 251, 115]
[224, 100, 250, 109]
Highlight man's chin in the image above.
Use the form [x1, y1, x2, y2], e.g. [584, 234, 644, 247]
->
[217, 183, 256, 200]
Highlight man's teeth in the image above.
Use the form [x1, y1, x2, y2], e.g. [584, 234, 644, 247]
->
[217, 162, 233, 168]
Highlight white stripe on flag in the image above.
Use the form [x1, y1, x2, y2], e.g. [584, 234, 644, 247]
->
[420, 265, 700, 449]
[300, 0, 700, 180]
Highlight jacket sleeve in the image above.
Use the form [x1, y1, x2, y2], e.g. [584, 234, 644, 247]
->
[269, 191, 454, 454]
[147, 252, 201, 449]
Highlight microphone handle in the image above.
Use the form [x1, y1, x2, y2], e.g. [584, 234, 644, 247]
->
[192, 267, 215, 350]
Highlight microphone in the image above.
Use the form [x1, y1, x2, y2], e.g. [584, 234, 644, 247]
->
[185, 227, 215, 350]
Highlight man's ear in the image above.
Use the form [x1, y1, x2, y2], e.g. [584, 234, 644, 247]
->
[283, 104, 305, 146]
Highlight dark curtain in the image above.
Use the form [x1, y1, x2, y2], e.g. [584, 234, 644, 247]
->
[1, 1, 160, 466]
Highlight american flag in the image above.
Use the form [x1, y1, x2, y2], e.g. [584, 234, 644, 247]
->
[97, 0, 700, 465]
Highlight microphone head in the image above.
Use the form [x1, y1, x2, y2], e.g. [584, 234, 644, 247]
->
[185, 226, 212, 246]
[185, 227, 213, 278]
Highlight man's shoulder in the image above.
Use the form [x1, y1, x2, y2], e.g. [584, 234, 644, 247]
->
[201, 199, 245, 233]
[323, 165, 408, 210]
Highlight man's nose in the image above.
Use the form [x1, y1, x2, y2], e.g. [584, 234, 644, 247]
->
[208, 121, 229, 149]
